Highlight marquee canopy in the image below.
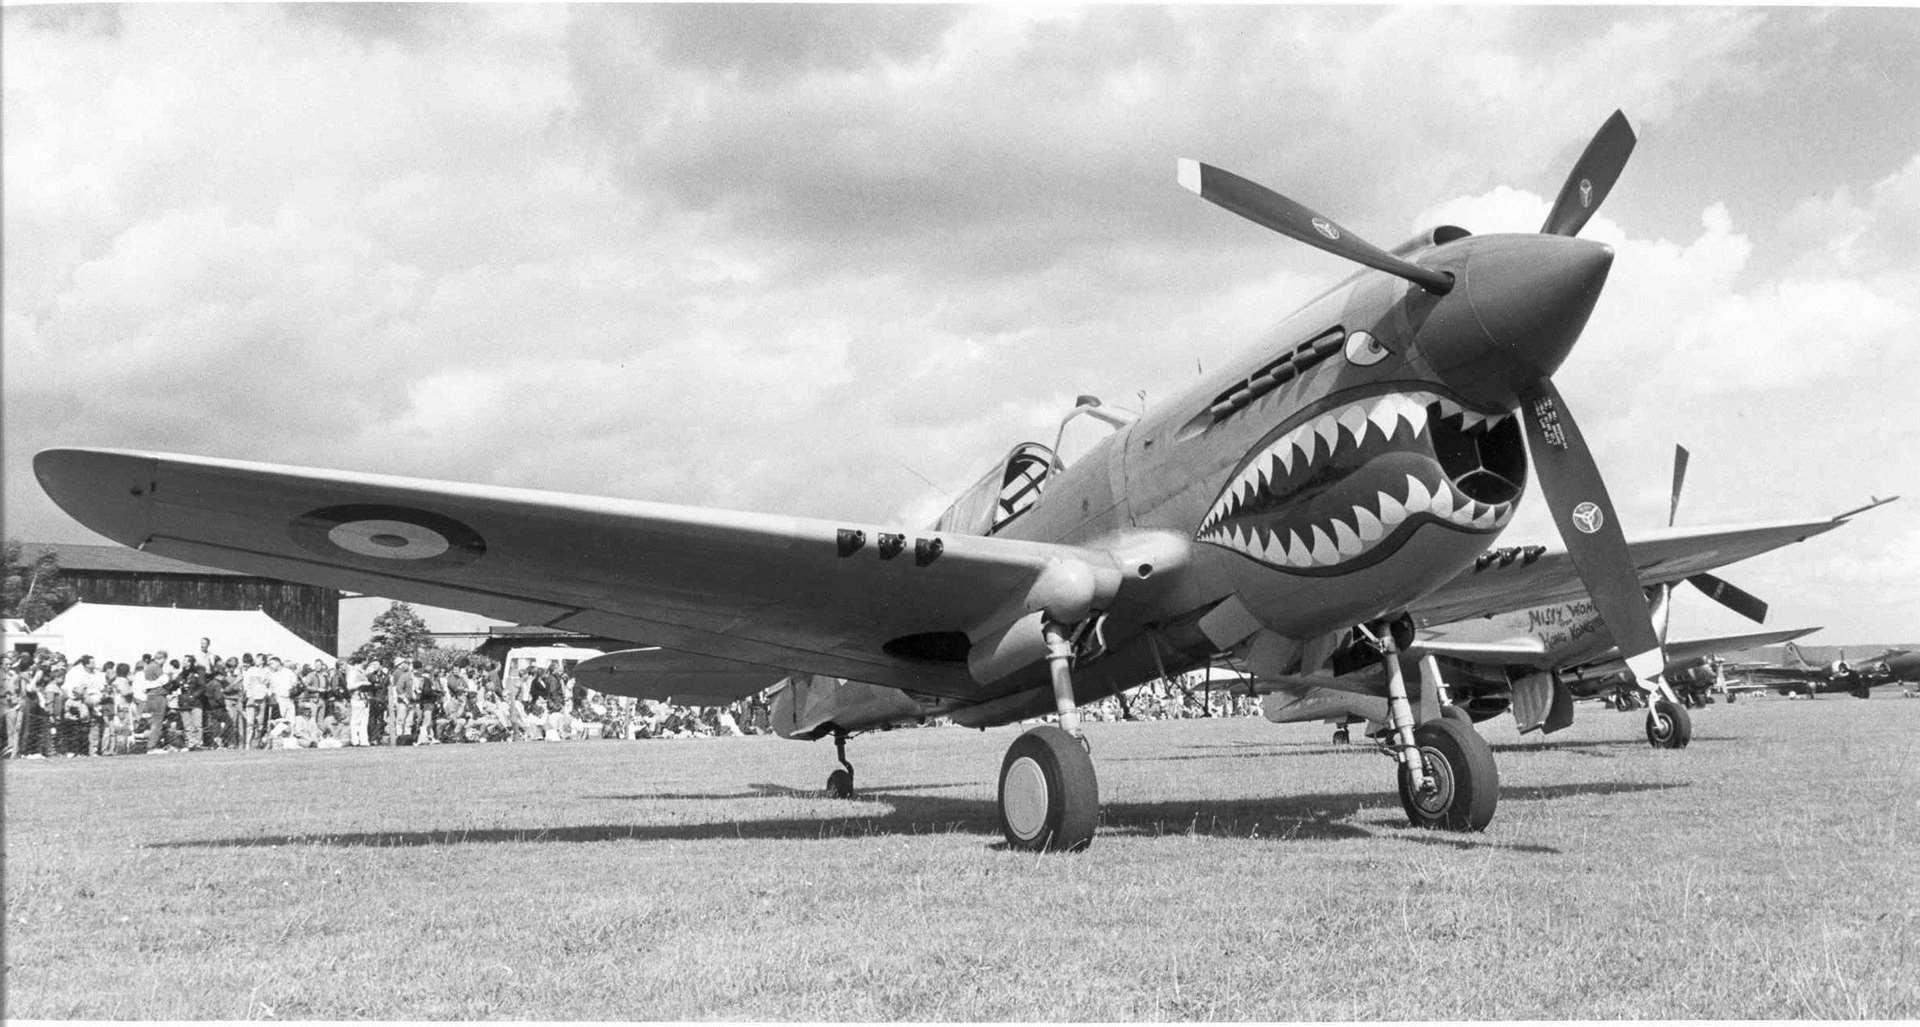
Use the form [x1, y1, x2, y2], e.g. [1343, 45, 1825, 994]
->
[28, 602, 331, 666]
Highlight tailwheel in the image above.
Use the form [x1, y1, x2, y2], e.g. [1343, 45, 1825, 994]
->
[825, 730, 856, 798]
[1397, 718, 1498, 831]
[997, 725, 1098, 852]
[1645, 698, 1692, 749]
[1332, 725, 1351, 745]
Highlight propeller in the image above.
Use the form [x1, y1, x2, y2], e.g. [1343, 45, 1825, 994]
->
[1665, 443, 1771, 624]
[1177, 159, 1455, 295]
[1540, 109, 1637, 237]
[1518, 378, 1669, 690]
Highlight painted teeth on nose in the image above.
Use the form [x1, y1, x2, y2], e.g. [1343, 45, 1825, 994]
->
[1436, 396, 1462, 422]
[1337, 404, 1370, 447]
[1403, 474, 1431, 513]
[1353, 504, 1384, 542]
[1313, 416, 1340, 457]
[1367, 396, 1402, 439]
[1331, 518, 1362, 558]
[1407, 392, 1434, 436]
[1288, 528, 1314, 567]
[1429, 479, 1458, 518]
[1377, 490, 1406, 527]
[1309, 525, 1339, 566]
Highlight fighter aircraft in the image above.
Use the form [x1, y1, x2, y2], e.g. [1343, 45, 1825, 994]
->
[1732, 642, 1920, 699]
[34, 109, 1875, 851]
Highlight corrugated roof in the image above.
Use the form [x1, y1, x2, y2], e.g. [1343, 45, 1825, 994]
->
[21, 542, 255, 578]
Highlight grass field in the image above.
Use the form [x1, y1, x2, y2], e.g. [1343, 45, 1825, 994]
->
[6, 695, 1916, 1020]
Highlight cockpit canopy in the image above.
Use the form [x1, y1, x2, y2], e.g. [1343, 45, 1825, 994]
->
[931, 442, 1056, 536]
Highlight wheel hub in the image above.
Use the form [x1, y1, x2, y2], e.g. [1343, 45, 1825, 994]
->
[1002, 755, 1050, 840]
[1412, 748, 1456, 815]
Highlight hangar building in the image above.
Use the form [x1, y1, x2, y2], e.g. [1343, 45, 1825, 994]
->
[20, 542, 340, 655]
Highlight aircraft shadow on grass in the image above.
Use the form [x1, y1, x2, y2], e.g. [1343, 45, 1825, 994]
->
[145, 779, 1680, 854]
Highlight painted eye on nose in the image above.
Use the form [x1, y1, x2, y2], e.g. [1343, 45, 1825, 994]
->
[1344, 330, 1389, 366]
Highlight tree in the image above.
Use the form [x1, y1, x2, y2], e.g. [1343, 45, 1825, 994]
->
[3, 539, 76, 630]
[351, 601, 438, 667]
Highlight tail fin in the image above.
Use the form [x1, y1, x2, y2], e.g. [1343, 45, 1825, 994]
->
[1783, 641, 1812, 668]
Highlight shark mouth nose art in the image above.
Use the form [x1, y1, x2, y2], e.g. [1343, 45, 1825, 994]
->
[1197, 388, 1526, 573]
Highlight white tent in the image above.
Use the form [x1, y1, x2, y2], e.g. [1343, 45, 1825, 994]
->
[30, 602, 331, 666]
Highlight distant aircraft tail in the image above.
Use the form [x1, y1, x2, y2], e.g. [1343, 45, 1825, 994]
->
[1782, 641, 1814, 668]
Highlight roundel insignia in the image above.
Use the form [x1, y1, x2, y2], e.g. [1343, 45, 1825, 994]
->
[1571, 501, 1605, 534]
[1578, 178, 1594, 208]
[1311, 216, 1341, 241]
[290, 504, 486, 567]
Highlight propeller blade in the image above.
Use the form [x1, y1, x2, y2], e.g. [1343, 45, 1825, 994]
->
[1519, 377, 1667, 687]
[1177, 159, 1454, 295]
[1686, 572, 1770, 623]
[1668, 444, 1690, 527]
[1539, 109, 1636, 237]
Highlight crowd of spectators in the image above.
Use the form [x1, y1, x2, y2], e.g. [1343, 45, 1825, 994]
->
[3, 641, 1253, 760]
[1, 640, 774, 759]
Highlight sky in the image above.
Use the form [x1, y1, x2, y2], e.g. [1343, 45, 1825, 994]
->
[5, 4, 1917, 652]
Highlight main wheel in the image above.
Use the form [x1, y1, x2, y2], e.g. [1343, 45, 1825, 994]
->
[998, 725, 1098, 852]
[826, 768, 854, 799]
[1439, 704, 1474, 727]
[1645, 698, 1692, 749]
[1397, 718, 1498, 831]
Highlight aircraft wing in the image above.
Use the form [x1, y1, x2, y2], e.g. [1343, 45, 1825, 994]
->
[1658, 628, 1821, 667]
[1416, 626, 1818, 671]
[1408, 517, 1852, 627]
[34, 448, 1129, 701]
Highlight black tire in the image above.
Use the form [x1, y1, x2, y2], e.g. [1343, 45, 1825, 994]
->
[826, 768, 854, 799]
[997, 725, 1099, 852]
[1439, 704, 1474, 727]
[1645, 698, 1692, 749]
[1397, 718, 1498, 831]
[1851, 686, 1871, 700]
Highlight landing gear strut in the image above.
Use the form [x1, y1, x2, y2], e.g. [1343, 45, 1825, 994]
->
[1371, 616, 1497, 831]
[996, 619, 1099, 852]
[825, 730, 856, 798]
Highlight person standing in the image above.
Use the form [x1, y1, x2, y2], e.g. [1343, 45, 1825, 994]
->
[198, 658, 229, 748]
[239, 656, 270, 749]
[139, 653, 175, 754]
[265, 657, 299, 741]
[345, 659, 372, 746]
[388, 660, 416, 746]
[175, 656, 206, 751]
[415, 667, 442, 745]
[219, 658, 246, 749]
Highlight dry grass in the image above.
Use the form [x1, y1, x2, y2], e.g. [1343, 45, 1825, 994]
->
[5, 695, 1916, 1020]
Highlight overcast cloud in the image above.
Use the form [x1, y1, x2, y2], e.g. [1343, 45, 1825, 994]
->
[5, 4, 1916, 648]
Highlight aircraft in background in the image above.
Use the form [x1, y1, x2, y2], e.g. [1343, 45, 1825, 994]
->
[36, 110, 1882, 851]
[1235, 599, 1821, 743]
[1729, 642, 1920, 699]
